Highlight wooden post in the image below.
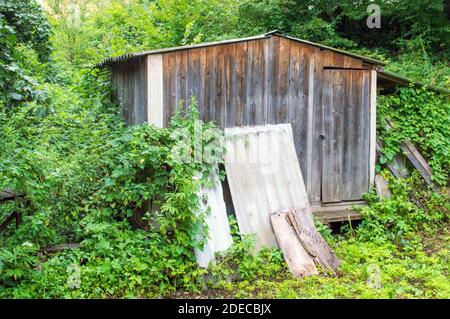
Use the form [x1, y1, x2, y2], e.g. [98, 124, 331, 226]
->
[15, 212, 22, 229]
[369, 70, 377, 185]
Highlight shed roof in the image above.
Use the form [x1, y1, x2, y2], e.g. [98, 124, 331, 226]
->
[378, 70, 450, 95]
[96, 30, 386, 68]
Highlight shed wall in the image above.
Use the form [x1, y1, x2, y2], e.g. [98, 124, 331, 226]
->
[160, 35, 371, 204]
[109, 35, 375, 205]
[112, 57, 148, 125]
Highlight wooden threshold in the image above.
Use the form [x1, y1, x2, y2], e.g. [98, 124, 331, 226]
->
[311, 202, 365, 223]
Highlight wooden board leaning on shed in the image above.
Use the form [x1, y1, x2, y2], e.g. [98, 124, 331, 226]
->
[380, 120, 436, 189]
[270, 209, 340, 277]
[224, 124, 339, 276]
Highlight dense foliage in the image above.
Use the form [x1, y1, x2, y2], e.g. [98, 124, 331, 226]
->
[0, 0, 51, 108]
[377, 87, 450, 185]
[0, 0, 448, 298]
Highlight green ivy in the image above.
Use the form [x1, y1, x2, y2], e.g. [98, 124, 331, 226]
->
[377, 86, 450, 185]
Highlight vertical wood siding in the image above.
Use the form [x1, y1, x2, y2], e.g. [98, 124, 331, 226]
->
[155, 35, 373, 204]
[321, 69, 371, 202]
[112, 57, 148, 126]
[109, 35, 376, 205]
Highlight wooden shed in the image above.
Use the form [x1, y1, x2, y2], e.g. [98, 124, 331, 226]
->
[98, 31, 384, 215]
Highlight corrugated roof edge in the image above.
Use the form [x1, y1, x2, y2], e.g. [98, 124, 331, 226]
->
[95, 30, 386, 68]
[95, 34, 270, 68]
[378, 70, 450, 95]
[267, 30, 386, 66]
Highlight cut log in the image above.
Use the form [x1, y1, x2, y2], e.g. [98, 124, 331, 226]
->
[287, 209, 340, 274]
[374, 174, 391, 199]
[270, 212, 318, 277]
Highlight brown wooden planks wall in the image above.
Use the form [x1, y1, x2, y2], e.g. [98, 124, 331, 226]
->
[161, 36, 324, 204]
[321, 69, 371, 203]
[112, 57, 148, 126]
[159, 35, 373, 205]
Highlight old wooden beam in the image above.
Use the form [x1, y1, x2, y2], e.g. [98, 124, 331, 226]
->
[270, 211, 318, 277]
[384, 120, 436, 188]
[0, 189, 24, 203]
[0, 212, 18, 233]
[400, 139, 435, 187]
[288, 209, 340, 274]
[311, 203, 364, 223]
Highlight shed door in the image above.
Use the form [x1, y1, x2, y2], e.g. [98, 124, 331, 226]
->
[321, 69, 370, 203]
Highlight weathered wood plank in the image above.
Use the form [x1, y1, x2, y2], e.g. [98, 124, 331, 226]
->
[349, 70, 370, 200]
[245, 40, 264, 126]
[322, 70, 341, 202]
[120, 62, 128, 124]
[0, 189, 21, 203]
[255, 39, 266, 125]
[0, 212, 20, 233]
[375, 174, 391, 199]
[198, 47, 207, 122]
[211, 48, 223, 126]
[288, 209, 340, 273]
[384, 118, 435, 186]
[310, 47, 323, 204]
[263, 37, 270, 125]
[217, 45, 226, 127]
[334, 70, 345, 201]
[323, 50, 363, 68]
[267, 36, 279, 124]
[175, 50, 188, 111]
[358, 71, 371, 194]
[235, 41, 247, 126]
[342, 70, 354, 199]
[187, 48, 201, 110]
[163, 53, 176, 126]
[369, 70, 377, 185]
[322, 69, 371, 202]
[222, 44, 231, 127]
[208, 46, 218, 125]
[202, 47, 212, 122]
[140, 56, 148, 123]
[400, 140, 434, 186]
[229, 42, 239, 126]
[270, 212, 318, 277]
[312, 209, 363, 223]
[276, 37, 290, 123]
[287, 42, 302, 162]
